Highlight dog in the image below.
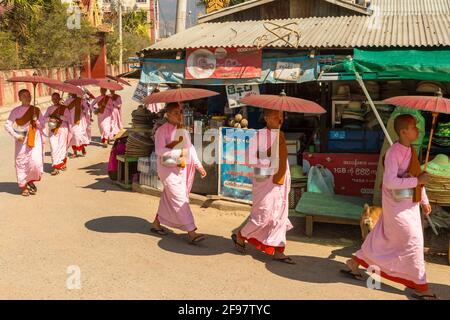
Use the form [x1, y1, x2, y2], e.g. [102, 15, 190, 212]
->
[360, 204, 382, 241]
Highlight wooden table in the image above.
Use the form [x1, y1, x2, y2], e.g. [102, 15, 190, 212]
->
[292, 192, 367, 237]
[116, 155, 139, 190]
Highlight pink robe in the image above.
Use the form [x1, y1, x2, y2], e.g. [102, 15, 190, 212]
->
[65, 97, 90, 149]
[354, 142, 430, 292]
[44, 105, 71, 168]
[4, 105, 45, 188]
[92, 95, 114, 141]
[155, 122, 202, 232]
[240, 128, 293, 254]
[110, 95, 123, 137]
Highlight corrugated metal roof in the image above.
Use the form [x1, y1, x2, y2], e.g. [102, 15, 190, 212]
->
[145, 13, 450, 51]
[370, 0, 450, 15]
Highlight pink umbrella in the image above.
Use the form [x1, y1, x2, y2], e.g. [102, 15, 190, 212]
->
[239, 90, 326, 114]
[384, 90, 450, 169]
[8, 73, 62, 106]
[65, 78, 100, 86]
[143, 87, 219, 104]
[106, 75, 131, 86]
[97, 79, 124, 91]
[46, 82, 84, 97]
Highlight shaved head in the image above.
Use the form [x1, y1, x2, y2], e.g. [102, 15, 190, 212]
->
[394, 114, 416, 136]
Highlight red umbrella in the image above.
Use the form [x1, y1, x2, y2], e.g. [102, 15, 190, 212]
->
[65, 78, 100, 86]
[106, 75, 131, 86]
[239, 90, 326, 114]
[46, 82, 84, 97]
[383, 90, 450, 169]
[143, 87, 219, 104]
[97, 79, 124, 91]
[8, 73, 61, 106]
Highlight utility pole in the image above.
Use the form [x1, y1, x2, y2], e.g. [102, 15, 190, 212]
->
[175, 0, 187, 34]
[118, 0, 123, 74]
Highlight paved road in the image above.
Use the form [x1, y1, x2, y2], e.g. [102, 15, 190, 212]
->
[0, 80, 449, 299]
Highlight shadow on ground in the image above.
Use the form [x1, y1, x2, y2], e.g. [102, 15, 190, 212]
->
[80, 162, 108, 176]
[85, 216, 154, 235]
[265, 254, 406, 296]
[0, 182, 19, 195]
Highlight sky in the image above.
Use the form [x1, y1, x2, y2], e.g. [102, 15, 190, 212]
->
[159, 0, 205, 37]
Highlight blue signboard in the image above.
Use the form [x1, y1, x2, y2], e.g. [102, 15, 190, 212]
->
[219, 128, 257, 203]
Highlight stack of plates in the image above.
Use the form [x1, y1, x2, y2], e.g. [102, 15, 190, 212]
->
[341, 101, 365, 129]
[126, 131, 154, 157]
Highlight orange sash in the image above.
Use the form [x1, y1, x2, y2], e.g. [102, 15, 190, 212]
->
[97, 96, 111, 114]
[67, 97, 82, 125]
[49, 104, 67, 135]
[265, 131, 288, 185]
[408, 146, 422, 203]
[15, 105, 39, 148]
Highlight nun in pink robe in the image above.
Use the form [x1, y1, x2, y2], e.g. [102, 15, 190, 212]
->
[353, 142, 430, 292]
[233, 126, 293, 262]
[4, 105, 45, 190]
[92, 90, 114, 144]
[65, 96, 90, 155]
[110, 92, 123, 138]
[154, 122, 203, 231]
[43, 101, 71, 171]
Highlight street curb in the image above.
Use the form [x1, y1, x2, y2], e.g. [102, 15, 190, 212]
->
[132, 183, 251, 212]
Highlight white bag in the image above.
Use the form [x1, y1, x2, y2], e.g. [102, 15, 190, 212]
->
[307, 165, 335, 195]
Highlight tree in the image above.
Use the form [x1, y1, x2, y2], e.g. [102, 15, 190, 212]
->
[0, 31, 19, 69]
[21, 0, 99, 68]
[105, 8, 150, 65]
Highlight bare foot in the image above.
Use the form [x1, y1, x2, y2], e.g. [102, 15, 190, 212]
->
[273, 251, 296, 264]
[188, 231, 205, 244]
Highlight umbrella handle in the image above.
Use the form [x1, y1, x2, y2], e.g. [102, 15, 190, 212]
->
[423, 112, 439, 172]
[354, 72, 394, 146]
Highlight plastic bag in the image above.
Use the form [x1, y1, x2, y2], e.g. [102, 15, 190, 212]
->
[307, 165, 335, 195]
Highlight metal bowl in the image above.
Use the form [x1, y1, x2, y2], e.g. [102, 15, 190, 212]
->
[48, 119, 59, 129]
[14, 126, 28, 137]
[254, 167, 276, 182]
[392, 188, 414, 202]
[162, 156, 178, 167]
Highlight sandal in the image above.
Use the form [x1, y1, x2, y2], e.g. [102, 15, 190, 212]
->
[51, 169, 60, 176]
[27, 182, 37, 193]
[188, 234, 206, 245]
[340, 269, 366, 281]
[231, 234, 246, 253]
[411, 293, 440, 300]
[150, 227, 168, 236]
[274, 257, 296, 265]
[21, 189, 30, 197]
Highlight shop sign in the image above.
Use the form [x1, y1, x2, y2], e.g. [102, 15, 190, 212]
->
[274, 61, 302, 81]
[185, 47, 262, 80]
[226, 84, 260, 108]
[303, 153, 380, 200]
[218, 127, 257, 203]
[132, 82, 150, 103]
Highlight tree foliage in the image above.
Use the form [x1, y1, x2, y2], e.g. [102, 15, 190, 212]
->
[0, 0, 100, 70]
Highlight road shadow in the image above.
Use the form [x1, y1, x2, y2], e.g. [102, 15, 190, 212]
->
[0, 182, 19, 195]
[327, 245, 360, 260]
[406, 283, 450, 300]
[81, 177, 126, 193]
[44, 162, 54, 174]
[80, 162, 108, 176]
[265, 255, 406, 296]
[85, 216, 157, 236]
[156, 233, 243, 257]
